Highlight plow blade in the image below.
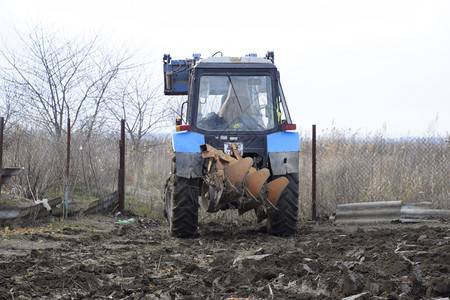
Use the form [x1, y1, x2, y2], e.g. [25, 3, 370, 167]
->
[267, 177, 289, 206]
[200, 144, 288, 215]
[245, 168, 270, 198]
[224, 157, 253, 186]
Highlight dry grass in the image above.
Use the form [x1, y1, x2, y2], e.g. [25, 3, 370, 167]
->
[2, 126, 448, 221]
[123, 138, 173, 219]
[299, 129, 449, 218]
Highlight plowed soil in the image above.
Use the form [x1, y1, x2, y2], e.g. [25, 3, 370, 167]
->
[1, 215, 449, 300]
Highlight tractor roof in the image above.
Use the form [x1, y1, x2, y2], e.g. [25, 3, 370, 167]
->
[198, 56, 273, 64]
[194, 56, 276, 70]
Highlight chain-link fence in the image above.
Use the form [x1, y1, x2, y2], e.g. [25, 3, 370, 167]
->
[2, 119, 448, 221]
[299, 129, 449, 218]
[1, 122, 172, 219]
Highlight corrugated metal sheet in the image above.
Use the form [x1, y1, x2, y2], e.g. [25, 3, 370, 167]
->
[335, 201, 450, 224]
[335, 201, 402, 224]
[401, 202, 450, 222]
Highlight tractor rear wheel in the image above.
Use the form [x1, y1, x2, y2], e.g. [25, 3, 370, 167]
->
[164, 175, 199, 237]
[267, 173, 299, 236]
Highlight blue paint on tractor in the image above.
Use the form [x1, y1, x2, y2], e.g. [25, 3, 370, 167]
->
[267, 132, 300, 152]
[172, 131, 205, 153]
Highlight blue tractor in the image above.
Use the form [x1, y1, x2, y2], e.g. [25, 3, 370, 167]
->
[163, 52, 299, 237]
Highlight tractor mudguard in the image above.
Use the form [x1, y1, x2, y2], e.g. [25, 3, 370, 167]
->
[267, 132, 300, 175]
[172, 131, 205, 178]
[175, 152, 203, 178]
[268, 151, 299, 175]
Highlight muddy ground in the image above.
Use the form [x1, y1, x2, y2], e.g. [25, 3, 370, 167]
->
[0, 215, 449, 300]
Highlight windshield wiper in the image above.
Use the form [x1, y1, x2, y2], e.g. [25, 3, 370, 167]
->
[227, 75, 244, 113]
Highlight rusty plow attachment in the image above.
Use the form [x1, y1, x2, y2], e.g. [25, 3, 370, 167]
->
[199, 144, 288, 216]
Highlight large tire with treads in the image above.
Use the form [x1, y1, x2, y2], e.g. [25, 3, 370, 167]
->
[164, 175, 199, 238]
[267, 173, 299, 236]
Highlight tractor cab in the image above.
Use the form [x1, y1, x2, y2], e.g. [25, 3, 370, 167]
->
[164, 53, 294, 134]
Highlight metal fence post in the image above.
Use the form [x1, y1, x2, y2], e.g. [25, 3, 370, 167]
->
[118, 119, 125, 212]
[0, 117, 3, 202]
[312, 124, 317, 220]
[64, 118, 70, 219]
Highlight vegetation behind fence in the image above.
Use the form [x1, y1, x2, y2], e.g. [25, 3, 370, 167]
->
[299, 130, 449, 218]
[1, 125, 448, 220]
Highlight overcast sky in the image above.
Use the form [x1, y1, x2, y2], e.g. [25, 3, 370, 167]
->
[1, 0, 449, 137]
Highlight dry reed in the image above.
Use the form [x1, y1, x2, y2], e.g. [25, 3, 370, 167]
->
[2, 125, 447, 221]
[299, 129, 449, 218]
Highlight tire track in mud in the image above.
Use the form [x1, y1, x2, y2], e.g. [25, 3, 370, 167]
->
[0, 218, 449, 299]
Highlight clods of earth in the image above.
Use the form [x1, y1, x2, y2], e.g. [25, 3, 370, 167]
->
[0, 216, 449, 299]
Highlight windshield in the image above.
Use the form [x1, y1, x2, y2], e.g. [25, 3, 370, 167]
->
[196, 75, 276, 131]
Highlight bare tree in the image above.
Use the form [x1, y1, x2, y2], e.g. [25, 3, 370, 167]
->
[107, 70, 169, 150]
[0, 24, 138, 200]
[0, 80, 25, 129]
[0, 25, 133, 140]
